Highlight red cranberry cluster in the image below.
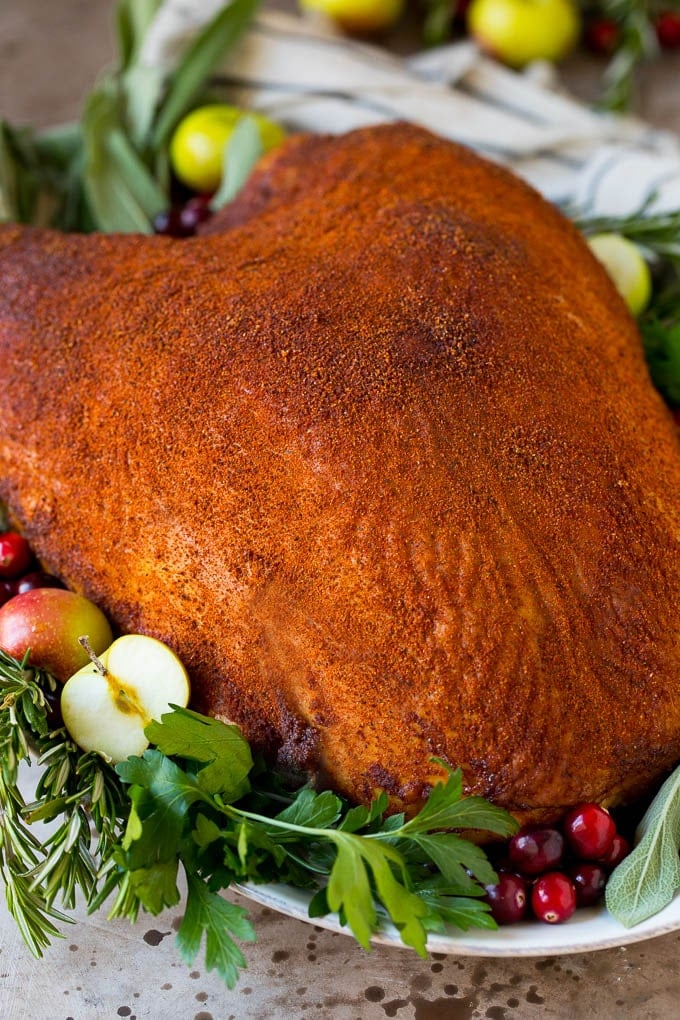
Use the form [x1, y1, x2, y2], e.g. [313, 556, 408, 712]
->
[485, 803, 630, 925]
[152, 194, 214, 238]
[655, 10, 680, 49]
[585, 10, 680, 54]
[0, 531, 63, 605]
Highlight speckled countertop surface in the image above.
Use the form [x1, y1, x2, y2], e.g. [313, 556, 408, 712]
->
[2, 3, 680, 1018]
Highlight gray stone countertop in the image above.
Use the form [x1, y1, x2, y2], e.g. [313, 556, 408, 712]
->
[1, 3, 680, 1018]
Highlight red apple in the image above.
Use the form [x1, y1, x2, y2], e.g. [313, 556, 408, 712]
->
[0, 588, 113, 682]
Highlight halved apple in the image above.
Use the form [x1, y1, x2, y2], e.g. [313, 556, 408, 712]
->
[61, 634, 190, 763]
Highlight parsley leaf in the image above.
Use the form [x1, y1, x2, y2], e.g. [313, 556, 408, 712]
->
[398, 767, 518, 839]
[116, 749, 207, 816]
[176, 871, 256, 989]
[273, 788, 343, 831]
[145, 707, 253, 801]
[327, 834, 430, 954]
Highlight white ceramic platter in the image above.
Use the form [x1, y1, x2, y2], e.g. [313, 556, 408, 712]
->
[234, 880, 680, 957]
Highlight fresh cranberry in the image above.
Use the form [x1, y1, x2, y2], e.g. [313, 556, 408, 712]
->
[152, 207, 193, 238]
[179, 195, 213, 233]
[568, 862, 608, 907]
[531, 872, 577, 924]
[600, 832, 630, 870]
[0, 532, 33, 579]
[12, 571, 65, 595]
[508, 827, 564, 876]
[0, 580, 14, 607]
[584, 17, 621, 54]
[485, 872, 529, 925]
[563, 803, 616, 860]
[656, 11, 680, 49]
[454, 0, 471, 24]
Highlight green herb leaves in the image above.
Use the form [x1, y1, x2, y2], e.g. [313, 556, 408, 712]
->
[642, 317, 680, 405]
[110, 708, 517, 987]
[597, 0, 660, 112]
[0, 0, 261, 232]
[81, 84, 167, 234]
[178, 872, 255, 987]
[145, 707, 253, 800]
[0, 650, 127, 956]
[606, 765, 680, 927]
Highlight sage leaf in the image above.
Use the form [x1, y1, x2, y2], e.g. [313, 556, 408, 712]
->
[145, 707, 253, 802]
[82, 85, 166, 233]
[0, 121, 22, 222]
[121, 64, 167, 151]
[116, 0, 163, 71]
[151, 0, 260, 150]
[210, 115, 263, 211]
[33, 122, 82, 169]
[0, 121, 41, 224]
[606, 765, 680, 927]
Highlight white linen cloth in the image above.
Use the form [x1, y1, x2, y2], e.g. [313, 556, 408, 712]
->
[140, 2, 680, 217]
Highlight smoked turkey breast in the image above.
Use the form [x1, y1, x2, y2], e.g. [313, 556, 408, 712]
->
[0, 123, 679, 824]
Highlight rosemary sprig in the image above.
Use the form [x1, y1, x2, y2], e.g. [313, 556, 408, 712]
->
[573, 205, 680, 266]
[594, 0, 660, 112]
[0, 650, 127, 956]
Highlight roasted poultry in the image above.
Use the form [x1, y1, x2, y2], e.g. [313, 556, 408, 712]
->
[0, 123, 679, 825]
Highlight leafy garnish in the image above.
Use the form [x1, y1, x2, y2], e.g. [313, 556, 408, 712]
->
[0, 0, 261, 232]
[606, 764, 680, 926]
[176, 872, 256, 988]
[595, 0, 660, 112]
[0, 640, 519, 989]
[106, 710, 517, 987]
[210, 115, 264, 212]
[145, 706, 253, 799]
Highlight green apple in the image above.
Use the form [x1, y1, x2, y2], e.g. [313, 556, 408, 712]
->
[299, 0, 405, 34]
[170, 104, 286, 193]
[587, 233, 652, 317]
[0, 588, 113, 682]
[61, 634, 190, 763]
[467, 0, 580, 67]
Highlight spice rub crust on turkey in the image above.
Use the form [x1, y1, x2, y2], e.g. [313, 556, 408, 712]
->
[0, 123, 679, 825]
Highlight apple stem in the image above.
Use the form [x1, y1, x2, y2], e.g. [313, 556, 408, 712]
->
[78, 635, 107, 676]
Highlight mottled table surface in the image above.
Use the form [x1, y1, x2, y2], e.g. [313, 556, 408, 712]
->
[2, 3, 680, 1018]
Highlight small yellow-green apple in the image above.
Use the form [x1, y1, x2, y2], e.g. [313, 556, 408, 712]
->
[61, 634, 190, 763]
[0, 588, 113, 681]
[587, 233, 652, 317]
[467, 0, 580, 67]
[170, 104, 286, 193]
[298, 0, 404, 34]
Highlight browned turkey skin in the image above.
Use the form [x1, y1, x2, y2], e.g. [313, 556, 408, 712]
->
[0, 123, 679, 825]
